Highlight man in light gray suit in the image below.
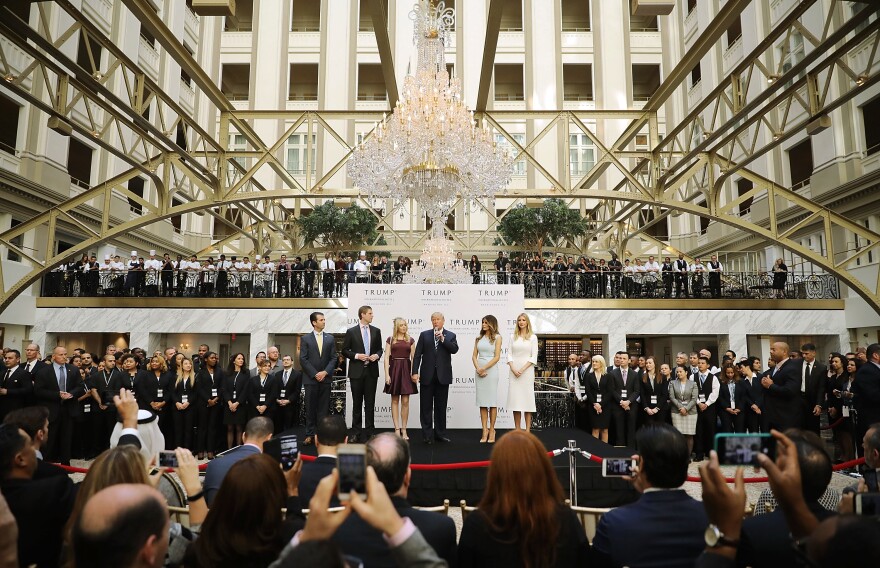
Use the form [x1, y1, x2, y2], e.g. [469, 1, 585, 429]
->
[300, 311, 337, 446]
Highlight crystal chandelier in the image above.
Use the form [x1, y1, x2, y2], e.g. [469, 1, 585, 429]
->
[348, 0, 513, 225]
[404, 225, 472, 284]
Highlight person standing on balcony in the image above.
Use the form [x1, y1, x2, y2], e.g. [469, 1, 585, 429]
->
[235, 256, 253, 297]
[276, 254, 291, 298]
[216, 254, 232, 298]
[303, 253, 319, 297]
[674, 253, 689, 298]
[707, 255, 724, 298]
[772, 257, 788, 299]
[494, 251, 508, 284]
[320, 253, 335, 298]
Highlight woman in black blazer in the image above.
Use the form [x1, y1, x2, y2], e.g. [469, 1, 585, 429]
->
[827, 354, 857, 463]
[249, 359, 279, 422]
[171, 358, 196, 451]
[583, 354, 612, 443]
[223, 352, 251, 450]
[195, 351, 225, 459]
[640, 357, 670, 427]
[717, 364, 746, 433]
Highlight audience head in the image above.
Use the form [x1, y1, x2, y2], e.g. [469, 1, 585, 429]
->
[4, 349, 20, 368]
[636, 423, 690, 489]
[592, 355, 607, 375]
[807, 514, 880, 567]
[3, 406, 50, 451]
[192, 454, 287, 566]
[770, 342, 790, 363]
[481, 430, 564, 567]
[783, 429, 832, 502]
[366, 432, 411, 496]
[0, 424, 36, 480]
[243, 416, 274, 448]
[110, 411, 164, 465]
[72, 484, 169, 568]
[866, 343, 880, 364]
[315, 415, 347, 450]
[863, 423, 880, 470]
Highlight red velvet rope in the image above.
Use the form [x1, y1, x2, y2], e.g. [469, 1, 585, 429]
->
[821, 416, 845, 430]
[51, 451, 865, 483]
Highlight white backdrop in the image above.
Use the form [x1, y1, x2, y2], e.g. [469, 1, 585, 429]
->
[346, 284, 525, 429]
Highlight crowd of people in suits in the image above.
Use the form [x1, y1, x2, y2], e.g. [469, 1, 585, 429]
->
[565, 343, 880, 465]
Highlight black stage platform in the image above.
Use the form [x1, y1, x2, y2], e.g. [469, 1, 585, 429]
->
[295, 427, 640, 507]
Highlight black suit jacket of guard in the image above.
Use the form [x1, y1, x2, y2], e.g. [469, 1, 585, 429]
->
[762, 358, 803, 429]
[853, 361, 880, 427]
[298, 455, 338, 507]
[801, 359, 828, 408]
[0, 365, 33, 416]
[412, 329, 459, 385]
[33, 363, 85, 421]
[342, 323, 384, 379]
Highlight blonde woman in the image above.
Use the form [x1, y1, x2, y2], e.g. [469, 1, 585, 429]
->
[473, 315, 503, 443]
[383, 317, 417, 440]
[171, 357, 196, 450]
[507, 313, 539, 431]
[584, 355, 612, 442]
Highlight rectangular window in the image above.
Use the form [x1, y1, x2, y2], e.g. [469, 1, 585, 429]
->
[7, 219, 22, 262]
[76, 32, 103, 74]
[569, 133, 595, 177]
[287, 133, 317, 175]
[736, 178, 754, 216]
[170, 198, 183, 234]
[726, 16, 742, 48]
[127, 177, 145, 215]
[67, 138, 93, 188]
[779, 30, 805, 87]
[690, 63, 702, 89]
[862, 96, 880, 156]
[788, 139, 813, 190]
[495, 133, 526, 175]
[228, 133, 248, 183]
[0, 94, 20, 155]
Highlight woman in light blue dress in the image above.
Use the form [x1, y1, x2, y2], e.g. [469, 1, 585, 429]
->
[472, 315, 502, 443]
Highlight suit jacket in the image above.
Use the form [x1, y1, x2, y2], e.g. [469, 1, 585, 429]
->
[1, 474, 77, 568]
[333, 495, 457, 568]
[34, 457, 69, 480]
[826, 373, 852, 414]
[737, 501, 836, 568]
[585, 371, 613, 408]
[609, 367, 640, 406]
[0, 365, 33, 417]
[762, 358, 803, 429]
[412, 329, 459, 385]
[203, 443, 262, 506]
[22, 359, 46, 377]
[717, 379, 748, 411]
[801, 359, 827, 409]
[853, 361, 880, 428]
[742, 374, 764, 411]
[195, 367, 225, 406]
[342, 323, 384, 379]
[300, 331, 338, 385]
[250, 373, 280, 411]
[273, 367, 302, 401]
[33, 363, 85, 421]
[298, 455, 337, 506]
[669, 379, 699, 415]
[134, 371, 173, 410]
[91, 367, 123, 405]
[640, 376, 670, 412]
[591, 490, 708, 568]
[223, 369, 252, 404]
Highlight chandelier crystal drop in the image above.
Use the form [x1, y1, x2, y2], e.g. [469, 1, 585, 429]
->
[348, 0, 513, 226]
[403, 225, 472, 284]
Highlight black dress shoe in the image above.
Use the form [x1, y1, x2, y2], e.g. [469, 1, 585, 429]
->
[434, 436, 452, 443]
[424, 438, 434, 445]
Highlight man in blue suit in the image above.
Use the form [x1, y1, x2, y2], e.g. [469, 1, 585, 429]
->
[412, 312, 459, 444]
[300, 311, 337, 446]
[592, 423, 708, 567]
[202, 416, 274, 506]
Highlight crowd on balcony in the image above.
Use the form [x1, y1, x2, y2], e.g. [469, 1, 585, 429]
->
[40, 248, 829, 301]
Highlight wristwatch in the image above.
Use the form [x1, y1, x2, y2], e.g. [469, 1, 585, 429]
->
[704, 524, 740, 548]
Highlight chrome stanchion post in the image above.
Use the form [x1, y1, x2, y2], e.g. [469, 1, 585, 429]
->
[568, 440, 578, 506]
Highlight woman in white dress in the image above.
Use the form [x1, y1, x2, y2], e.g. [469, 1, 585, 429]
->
[507, 313, 539, 432]
[472, 315, 502, 443]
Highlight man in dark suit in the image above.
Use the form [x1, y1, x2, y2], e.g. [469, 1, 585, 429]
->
[412, 312, 459, 444]
[853, 343, 880, 455]
[21, 343, 45, 377]
[3, 406, 66, 480]
[33, 346, 84, 465]
[91, 353, 122, 455]
[761, 342, 803, 431]
[799, 343, 827, 434]
[333, 432, 457, 567]
[609, 352, 639, 447]
[202, 416, 274, 506]
[274, 355, 303, 434]
[592, 423, 708, 567]
[737, 430, 836, 568]
[693, 356, 721, 460]
[342, 305, 384, 442]
[0, 349, 32, 422]
[298, 415, 347, 506]
[0, 423, 77, 568]
[300, 311, 337, 446]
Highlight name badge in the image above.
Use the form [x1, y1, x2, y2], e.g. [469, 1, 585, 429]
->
[621, 389, 627, 399]
[211, 388, 218, 398]
[156, 389, 163, 398]
[181, 394, 188, 404]
[596, 394, 602, 403]
[843, 406, 850, 417]
[259, 394, 266, 403]
[650, 395, 658, 405]
[84, 404, 91, 413]
[698, 394, 706, 404]
[232, 391, 237, 400]
[280, 389, 286, 398]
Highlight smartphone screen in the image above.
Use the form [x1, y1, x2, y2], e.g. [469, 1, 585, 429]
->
[338, 444, 367, 500]
[602, 458, 635, 477]
[158, 450, 178, 468]
[855, 493, 880, 516]
[714, 433, 776, 466]
[279, 435, 298, 471]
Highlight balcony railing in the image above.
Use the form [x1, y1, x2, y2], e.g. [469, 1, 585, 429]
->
[41, 267, 840, 301]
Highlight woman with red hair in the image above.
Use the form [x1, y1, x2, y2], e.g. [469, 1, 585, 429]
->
[457, 430, 588, 567]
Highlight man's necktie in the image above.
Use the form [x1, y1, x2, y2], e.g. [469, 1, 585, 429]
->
[316, 333, 323, 356]
[283, 371, 289, 385]
[2, 369, 9, 386]
[57, 366, 66, 392]
[434, 333, 440, 349]
[362, 326, 370, 351]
